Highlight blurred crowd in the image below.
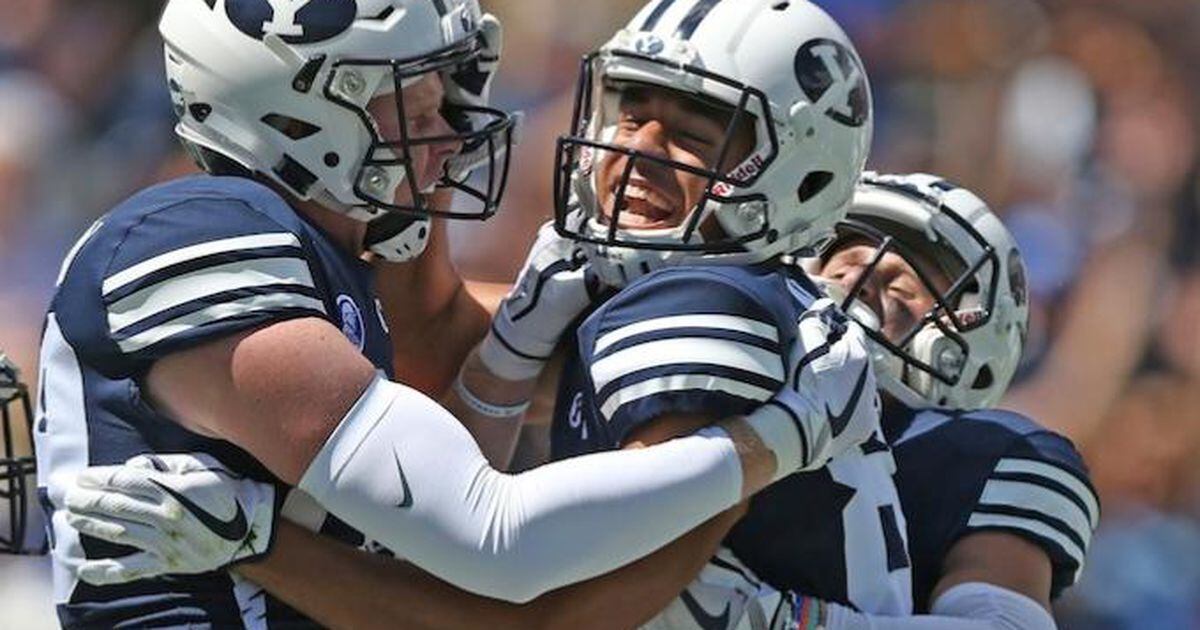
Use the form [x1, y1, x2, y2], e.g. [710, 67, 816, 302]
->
[2, 0, 1200, 627]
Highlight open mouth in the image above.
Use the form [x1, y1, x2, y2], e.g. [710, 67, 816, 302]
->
[608, 177, 681, 229]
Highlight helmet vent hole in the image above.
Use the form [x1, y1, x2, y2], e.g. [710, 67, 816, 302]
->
[324, 152, 340, 168]
[772, 1, 791, 10]
[798, 171, 834, 203]
[365, 6, 395, 21]
[972, 366, 993, 390]
[639, 261, 653, 275]
[273, 154, 318, 195]
[262, 114, 322, 141]
[189, 103, 212, 123]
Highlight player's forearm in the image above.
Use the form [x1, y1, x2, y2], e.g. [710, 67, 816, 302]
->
[815, 583, 1056, 630]
[442, 347, 538, 468]
[237, 520, 535, 630]
[297, 375, 789, 603]
[240, 505, 743, 630]
[375, 216, 491, 398]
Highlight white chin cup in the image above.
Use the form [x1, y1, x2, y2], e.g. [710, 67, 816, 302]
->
[906, 324, 964, 405]
[367, 217, 431, 263]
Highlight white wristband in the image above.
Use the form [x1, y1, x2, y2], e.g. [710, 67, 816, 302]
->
[452, 373, 531, 419]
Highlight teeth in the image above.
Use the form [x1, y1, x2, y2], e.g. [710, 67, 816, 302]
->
[622, 183, 671, 213]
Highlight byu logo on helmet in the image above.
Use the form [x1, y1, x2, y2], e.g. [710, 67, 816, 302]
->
[795, 38, 869, 128]
[225, 0, 357, 44]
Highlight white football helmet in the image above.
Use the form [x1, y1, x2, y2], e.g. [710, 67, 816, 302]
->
[159, 0, 516, 262]
[818, 173, 1031, 410]
[554, 0, 872, 286]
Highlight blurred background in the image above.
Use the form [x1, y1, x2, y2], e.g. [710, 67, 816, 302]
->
[2, 0, 1199, 627]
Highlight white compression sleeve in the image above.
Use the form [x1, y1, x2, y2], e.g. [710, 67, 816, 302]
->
[823, 582, 1056, 630]
[298, 375, 743, 603]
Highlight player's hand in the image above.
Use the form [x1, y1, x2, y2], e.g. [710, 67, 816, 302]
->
[443, 13, 501, 113]
[478, 222, 601, 381]
[63, 453, 276, 585]
[759, 298, 881, 474]
[645, 549, 802, 630]
[442, 13, 512, 181]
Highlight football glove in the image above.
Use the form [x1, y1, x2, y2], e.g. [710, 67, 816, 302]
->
[64, 453, 276, 585]
[442, 13, 513, 181]
[748, 298, 881, 477]
[478, 221, 601, 381]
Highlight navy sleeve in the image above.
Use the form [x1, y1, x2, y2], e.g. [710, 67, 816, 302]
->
[575, 267, 788, 446]
[960, 417, 1100, 600]
[55, 196, 329, 380]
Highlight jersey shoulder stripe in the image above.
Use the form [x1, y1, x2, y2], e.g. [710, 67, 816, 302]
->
[577, 265, 795, 441]
[53, 176, 332, 378]
[103, 234, 325, 354]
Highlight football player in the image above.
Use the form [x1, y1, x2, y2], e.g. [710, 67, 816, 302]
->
[53, 1, 892, 628]
[41, 0, 870, 627]
[656, 174, 1099, 630]
[0, 352, 38, 554]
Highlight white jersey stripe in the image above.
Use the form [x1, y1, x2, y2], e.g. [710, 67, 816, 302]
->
[994, 458, 1099, 527]
[967, 512, 1085, 568]
[978, 479, 1093, 548]
[107, 257, 317, 333]
[56, 220, 105, 288]
[102, 232, 302, 296]
[600, 374, 772, 421]
[591, 337, 784, 394]
[594, 314, 778, 356]
[117, 293, 327, 353]
[36, 315, 89, 604]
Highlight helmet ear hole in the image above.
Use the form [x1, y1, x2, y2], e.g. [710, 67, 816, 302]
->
[798, 171, 834, 203]
[971, 365, 993, 390]
[261, 114, 322, 140]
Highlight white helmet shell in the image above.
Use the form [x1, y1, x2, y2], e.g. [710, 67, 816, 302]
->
[555, 0, 872, 287]
[160, 0, 512, 262]
[833, 173, 1031, 409]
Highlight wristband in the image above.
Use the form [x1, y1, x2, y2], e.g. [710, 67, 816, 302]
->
[452, 373, 532, 419]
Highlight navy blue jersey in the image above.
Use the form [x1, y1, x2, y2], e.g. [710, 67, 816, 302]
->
[886, 405, 1100, 611]
[36, 175, 394, 628]
[552, 265, 912, 615]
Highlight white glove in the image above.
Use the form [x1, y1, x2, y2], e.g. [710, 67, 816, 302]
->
[64, 453, 276, 585]
[442, 13, 513, 181]
[478, 222, 600, 381]
[747, 298, 881, 478]
[443, 13, 501, 113]
[643, 550, 795, 630]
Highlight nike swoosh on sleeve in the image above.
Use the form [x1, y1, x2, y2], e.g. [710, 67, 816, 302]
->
[393, 449, 414, 509]
[150, 479, 249, 542]
[825, 364, 871, 438]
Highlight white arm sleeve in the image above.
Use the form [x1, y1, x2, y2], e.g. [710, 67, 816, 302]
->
[298, 375, 743, 603]
[822, 582, 1056, 630]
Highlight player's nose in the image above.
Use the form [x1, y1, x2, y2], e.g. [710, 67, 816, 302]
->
[840, 271, 885, 325]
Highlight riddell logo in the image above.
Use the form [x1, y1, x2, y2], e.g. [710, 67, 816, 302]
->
[711, 154, 766, 197]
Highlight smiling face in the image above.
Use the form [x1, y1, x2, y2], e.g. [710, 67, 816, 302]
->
[818, 237, 953, 343]
[593, 82, 756, 231]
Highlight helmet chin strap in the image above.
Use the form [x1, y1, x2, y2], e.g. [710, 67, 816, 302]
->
[364, 211, 431, 263]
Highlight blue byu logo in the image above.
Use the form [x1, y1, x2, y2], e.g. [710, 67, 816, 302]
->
[795, 38, 870, 128]
[225, 0, 357, 44]
[337, 294, 366, 350]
